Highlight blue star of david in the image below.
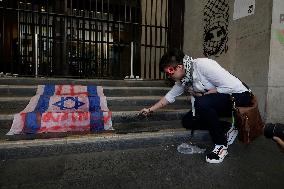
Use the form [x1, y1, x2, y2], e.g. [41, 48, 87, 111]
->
[53, 97, 85, 110]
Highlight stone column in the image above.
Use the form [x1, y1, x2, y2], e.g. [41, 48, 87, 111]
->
[53, 0, 69, 76]
[266, 0, 284, 123]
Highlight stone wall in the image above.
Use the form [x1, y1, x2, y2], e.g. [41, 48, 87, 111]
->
[184, 0, 274, 122]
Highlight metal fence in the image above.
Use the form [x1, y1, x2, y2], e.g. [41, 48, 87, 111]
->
[0, 0, 184, 79]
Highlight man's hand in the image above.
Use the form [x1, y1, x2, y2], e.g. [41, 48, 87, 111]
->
[187, 88, 217, 97]
[273, 136, 284, 153]
[139, 108, 153, 117]
[187, 89, 203, 97]
[193, 92, 203, 97]
[204, 88, 217, 95]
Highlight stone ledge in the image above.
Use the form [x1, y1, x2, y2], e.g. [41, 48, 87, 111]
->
[0, 129, 210, 160]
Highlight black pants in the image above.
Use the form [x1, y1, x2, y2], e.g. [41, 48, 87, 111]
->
[182, 92, 251, 145]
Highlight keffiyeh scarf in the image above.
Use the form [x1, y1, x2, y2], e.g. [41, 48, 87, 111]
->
[180, 55, 205, 93]
[180, 55, 194, 88]
[180, 55, 206, 116]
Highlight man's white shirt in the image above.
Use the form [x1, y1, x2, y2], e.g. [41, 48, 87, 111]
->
[165, 58, 248, 103]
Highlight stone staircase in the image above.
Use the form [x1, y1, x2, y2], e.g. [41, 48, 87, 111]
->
[0, 77, 195, 141]
[0, 77, 213, 159]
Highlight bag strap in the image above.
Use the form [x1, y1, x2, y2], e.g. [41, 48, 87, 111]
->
[230, 71, 252, 94]
[241, 82, 253, 96]
[241, 82, 250, 91]
[190, 61, 194, 91]
[230, 81, 253, 128]
[189, 61, 196, 139]
[230, 80, 253, 105]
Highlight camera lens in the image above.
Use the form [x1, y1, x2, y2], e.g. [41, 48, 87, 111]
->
[264, 124, 284, 140]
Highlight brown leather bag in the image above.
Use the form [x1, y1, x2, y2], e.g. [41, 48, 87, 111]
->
[232, 95, 264, 144]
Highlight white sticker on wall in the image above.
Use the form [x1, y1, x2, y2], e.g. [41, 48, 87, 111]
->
[233, 0, 255, 20]
[280, 14, 284, 23]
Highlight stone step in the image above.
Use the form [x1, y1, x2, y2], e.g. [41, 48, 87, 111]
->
[0, 78, 194, 156]
[114, 120, 183, 134]
[0, 129, 210, 160]
[0, 119, 185, 141]
[0, 110, 189, 129]
[0, 85, 172, 97]
[0, 77, 171, 87]
[112, 110, 187, 123]
[108, 104, 189, 111]
[0, 96, 189, 114]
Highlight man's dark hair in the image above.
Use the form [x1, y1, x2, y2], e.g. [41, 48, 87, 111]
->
[159, 48, 185, 71]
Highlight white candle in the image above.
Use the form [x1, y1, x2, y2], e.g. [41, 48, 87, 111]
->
[130, 42, 134, 78]
[35, 34, 38, 78]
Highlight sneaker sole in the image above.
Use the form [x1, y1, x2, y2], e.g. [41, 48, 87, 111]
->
[206, 151, 228, 164]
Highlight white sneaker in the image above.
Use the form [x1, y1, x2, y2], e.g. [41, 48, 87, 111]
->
[227, 127, 238, 145]
[206, 145, 228, 163]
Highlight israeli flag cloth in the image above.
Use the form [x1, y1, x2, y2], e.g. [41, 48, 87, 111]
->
[7, 85, 113, 135]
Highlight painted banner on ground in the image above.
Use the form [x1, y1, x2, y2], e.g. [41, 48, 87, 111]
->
[7, 85, 113, 135]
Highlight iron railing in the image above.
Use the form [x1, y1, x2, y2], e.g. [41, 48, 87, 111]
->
[0, 0, 183, 79]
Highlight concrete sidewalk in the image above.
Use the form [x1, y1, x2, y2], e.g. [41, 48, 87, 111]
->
[0, 129, 209, 160]
[0, 136, 283, 189]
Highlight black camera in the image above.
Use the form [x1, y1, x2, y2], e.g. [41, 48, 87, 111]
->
[264, 123, 284, 140]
